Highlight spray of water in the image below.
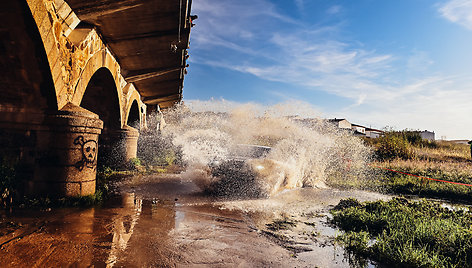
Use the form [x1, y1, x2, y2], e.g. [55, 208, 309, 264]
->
[158, 100, 372, 198]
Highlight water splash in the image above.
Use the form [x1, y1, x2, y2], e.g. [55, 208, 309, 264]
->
[159, 100, 372, 197]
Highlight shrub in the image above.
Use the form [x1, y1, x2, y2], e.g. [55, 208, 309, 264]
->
[375, 132, 413, 160]
[137, 133, 183, 167]
[404, 131, 438, 148]
[368, 130, 442, 160]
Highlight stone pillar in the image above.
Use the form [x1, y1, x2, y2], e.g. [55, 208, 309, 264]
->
[120, 125, 140, 162]
[99, 125, 139, 168]
[0, 107, 47, 198]
[32, 103, 103, 196]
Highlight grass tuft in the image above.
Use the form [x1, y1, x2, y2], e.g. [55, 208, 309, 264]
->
[332, 198, 472, 267]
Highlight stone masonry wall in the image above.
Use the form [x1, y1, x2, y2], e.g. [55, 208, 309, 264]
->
[26, 0, 146, 127]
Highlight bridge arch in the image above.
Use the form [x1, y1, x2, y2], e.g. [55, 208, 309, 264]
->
[72, 50, 124, 126]
[124, 85, 146, 130]
[0, 0, 58, 113]
[80, 67, 122, 131]
[79, 67, 125, 167]
[24, 0, 74, 108]
[127, 100, 140, 130]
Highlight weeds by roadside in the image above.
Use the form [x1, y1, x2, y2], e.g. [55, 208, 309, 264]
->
[364, 130, 437, 160]
[329, 131, 472, 203]
[373, 159, 472, 203]
[331, 198, 472, 268]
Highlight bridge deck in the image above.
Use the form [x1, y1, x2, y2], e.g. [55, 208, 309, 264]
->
[66, 0, 193, 108]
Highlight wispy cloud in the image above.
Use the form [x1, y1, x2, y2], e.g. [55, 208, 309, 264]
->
[190, 0, 472, 139]
[192, 0, 394, 103]
[327, 5, 342, 15]
[438, 0, 472, 30]
[294, 0, 304, 12]
[345, 77, 472, 139]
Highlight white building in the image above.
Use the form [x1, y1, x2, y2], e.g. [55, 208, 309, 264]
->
[365, 128, 384, 138]
[351, 124, 366, 136]
[419, 130, 435, 141]
[328, 118, 352, 129]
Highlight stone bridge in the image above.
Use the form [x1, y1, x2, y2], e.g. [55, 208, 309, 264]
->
[0, 0, 193, 196]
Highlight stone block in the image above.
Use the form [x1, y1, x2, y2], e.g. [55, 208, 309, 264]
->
[63, 27, 72, 38]
[53, 0, 65, 11]
[42, 30, 56, 56]
[64, 181, 81, 196]
[56, 2, 72, 21]
[37, 11, 51, 42]
[49, 50, 62, 82]
[64, 12, 80, 30]
[80, 180, 96, 196]
[28, 0, 45, 20]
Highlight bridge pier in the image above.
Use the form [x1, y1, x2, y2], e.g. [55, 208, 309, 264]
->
[31, 103, 103, 196]
[99, 125, 140, 168]
[0, 108, 47, 198]
[119, 125, 140, 163]
[0, 103, 103, 197]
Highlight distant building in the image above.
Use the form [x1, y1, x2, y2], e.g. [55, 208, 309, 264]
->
[419, 130, 435, 141]
[351, 124, 366, 136]
[451, 140, 469, 145]
[365, 127, 384, 138]
[328, 118, 351, 129]
[328, 119, 385, 138]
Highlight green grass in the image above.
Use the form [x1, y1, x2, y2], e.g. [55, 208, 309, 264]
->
[16, 167, 116, 208]
[328, 167, 472, 204]
[331, 198, 472, 268]
[327, 138, 472, 203]
[378, 173, 472, 204]
[375, 159, 472, 203]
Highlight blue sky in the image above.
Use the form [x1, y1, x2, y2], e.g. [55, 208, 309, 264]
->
[184, 0, 472, 140]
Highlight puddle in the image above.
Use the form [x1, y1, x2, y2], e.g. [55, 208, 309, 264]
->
[1, 174, 390, 267]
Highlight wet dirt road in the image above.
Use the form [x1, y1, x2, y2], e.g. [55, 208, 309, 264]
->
[0, 174, 389, 267]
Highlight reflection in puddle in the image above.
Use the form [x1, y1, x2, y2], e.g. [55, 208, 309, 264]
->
[0, 192, 176, 267]
[1, 175, 392, 267]
[106, 193, 142, 267]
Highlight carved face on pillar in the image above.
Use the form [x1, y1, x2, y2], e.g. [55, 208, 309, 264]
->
[83, 140, 97, 165]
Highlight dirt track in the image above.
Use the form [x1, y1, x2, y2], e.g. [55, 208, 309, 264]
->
[0, 174, 388, 267]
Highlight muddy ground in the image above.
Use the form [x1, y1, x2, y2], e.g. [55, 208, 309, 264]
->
[0, 174, 388, 267]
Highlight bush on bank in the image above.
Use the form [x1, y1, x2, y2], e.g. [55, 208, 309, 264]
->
[331, 198, 472, 268]
[366, 130, 441, 161]
[374, 132, 414, 160]
[347, 131, 472, 203]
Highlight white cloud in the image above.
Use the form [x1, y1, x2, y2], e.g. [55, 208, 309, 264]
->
[344, 80, 472, 140]
[189, 0, 472, 139]
[224, 30, 395, 102]
[438, 0, 472, 30]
